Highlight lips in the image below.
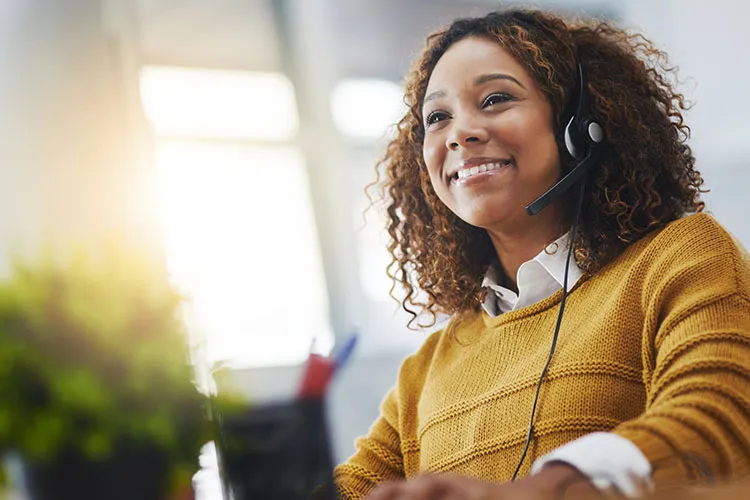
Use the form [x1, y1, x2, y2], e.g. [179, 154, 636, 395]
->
[449, 158, 513, 183]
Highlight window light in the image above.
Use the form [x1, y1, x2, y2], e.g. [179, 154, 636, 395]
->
[330, 79, 406, 140]
[140, 66, 299, 141]
[156, 141, 333, 367]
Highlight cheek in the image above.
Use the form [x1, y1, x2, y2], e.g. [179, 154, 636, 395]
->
[422, 139, 446, 184]
[533, 132, 562, 178]
[502, 109, 553, 146]
[511, 113, 560, 174]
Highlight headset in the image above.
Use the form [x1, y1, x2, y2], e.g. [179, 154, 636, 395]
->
[511, 60, 606, 480]
[526, 62, 605, 216]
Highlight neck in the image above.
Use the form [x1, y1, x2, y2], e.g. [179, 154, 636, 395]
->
[486, 203, 567, 291]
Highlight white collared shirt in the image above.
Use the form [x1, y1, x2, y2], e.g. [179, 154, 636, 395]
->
[481, 232, 652, 497]
[481, 232, 582, 316]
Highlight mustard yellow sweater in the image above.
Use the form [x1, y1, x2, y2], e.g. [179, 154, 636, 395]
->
[335, 213, 750, 498]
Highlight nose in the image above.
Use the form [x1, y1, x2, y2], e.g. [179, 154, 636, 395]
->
[446, 113, 489, 151]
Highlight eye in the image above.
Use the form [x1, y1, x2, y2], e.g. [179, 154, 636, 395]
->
[482, 92, 514, 108]
[425, 110, 450, 127]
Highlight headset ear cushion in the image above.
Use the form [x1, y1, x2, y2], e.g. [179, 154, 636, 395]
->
[564, 116, 582, 160]
[587, 121, 604, 143]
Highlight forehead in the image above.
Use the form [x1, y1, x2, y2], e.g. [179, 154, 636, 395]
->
[424, 36, 531, 95]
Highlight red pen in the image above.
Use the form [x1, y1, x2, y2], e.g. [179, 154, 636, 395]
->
[297, 353, 335, 398]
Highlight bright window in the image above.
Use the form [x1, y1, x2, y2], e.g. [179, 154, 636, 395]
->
[141, 67, 332, 368]
[330, 79, 405, 140]
[140, 66, 299, 141]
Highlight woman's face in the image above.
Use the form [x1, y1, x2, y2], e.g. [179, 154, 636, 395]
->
[421, 36, 562, 231]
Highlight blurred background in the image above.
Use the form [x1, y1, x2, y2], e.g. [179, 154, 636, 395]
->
[0, 0, 748, 497]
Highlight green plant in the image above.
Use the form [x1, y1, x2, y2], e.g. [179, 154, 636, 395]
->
[0, 243, 212, 492]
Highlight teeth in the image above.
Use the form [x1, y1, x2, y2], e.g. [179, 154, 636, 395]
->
[453, 161, 511, 182]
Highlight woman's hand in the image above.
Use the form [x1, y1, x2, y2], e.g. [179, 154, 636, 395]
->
[366, 463, 600, 500]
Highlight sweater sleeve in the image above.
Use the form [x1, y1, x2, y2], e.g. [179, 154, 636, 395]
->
[333, 330, 442, 499]
[613, 215, 750, 489]
[333, 385, 405, 499]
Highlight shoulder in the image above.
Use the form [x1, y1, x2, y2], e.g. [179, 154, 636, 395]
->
[398, 321, 455, 378]
[652, 212, 740, 253]
[657, 213, 745, 265]
[391, 327, 444, 397]
[633, 213, 750, 299]
[396, 314, 484, 391]
[622, 212, 744, 266]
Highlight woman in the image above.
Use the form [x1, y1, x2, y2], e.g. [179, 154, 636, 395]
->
[334, 9, 750, 499]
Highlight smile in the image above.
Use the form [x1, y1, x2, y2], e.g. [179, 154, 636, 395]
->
[450, 159, 513, 184]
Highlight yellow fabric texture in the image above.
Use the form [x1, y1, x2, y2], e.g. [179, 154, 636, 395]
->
[334, 213, 750, 498]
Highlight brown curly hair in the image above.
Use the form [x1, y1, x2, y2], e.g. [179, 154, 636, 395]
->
[371, 9, 705, 328]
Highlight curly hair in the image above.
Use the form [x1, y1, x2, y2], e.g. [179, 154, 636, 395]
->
[371, 9, 706, 329]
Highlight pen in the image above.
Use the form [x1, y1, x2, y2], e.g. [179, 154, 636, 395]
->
[297, 353, 334, 399]
[297, 333, 359, 398]
[333, 333, 359, 371]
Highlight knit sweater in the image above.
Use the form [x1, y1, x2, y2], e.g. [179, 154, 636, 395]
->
[334, 213, 750, 498]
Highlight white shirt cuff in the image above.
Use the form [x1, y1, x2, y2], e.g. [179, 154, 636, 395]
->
[530, 432, 653, 497]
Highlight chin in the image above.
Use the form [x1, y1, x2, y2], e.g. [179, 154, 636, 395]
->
[457, 212, 508, 230]
[453, 203, 520, 230]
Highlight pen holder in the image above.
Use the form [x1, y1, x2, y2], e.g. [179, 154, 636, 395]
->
[215, 397, 336, 500]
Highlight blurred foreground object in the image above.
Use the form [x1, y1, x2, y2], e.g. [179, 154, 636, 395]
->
[207, 339, 356, 499]
[566, 479, 750, 500]
[0, 243, 212, 499]
[214, 397, 335, 500]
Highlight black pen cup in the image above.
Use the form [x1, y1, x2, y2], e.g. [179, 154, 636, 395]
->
[214, 396, 336, 500]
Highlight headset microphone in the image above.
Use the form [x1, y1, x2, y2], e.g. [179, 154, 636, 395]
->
[525, 63, 605, 216]
[512, 60, 606, 481]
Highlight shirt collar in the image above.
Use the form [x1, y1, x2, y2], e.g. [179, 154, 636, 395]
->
[532, 231, 583, 291]
[482, 231, 584, 294]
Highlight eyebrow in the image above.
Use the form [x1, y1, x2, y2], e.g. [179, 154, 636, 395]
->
[423, 73, 526, 105]
[423, 89, 447, 104]
[474, 73, 526, 89]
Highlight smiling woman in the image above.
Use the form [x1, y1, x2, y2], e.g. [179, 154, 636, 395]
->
[334, 8, 750, 500]
[421, 36, 563, 248]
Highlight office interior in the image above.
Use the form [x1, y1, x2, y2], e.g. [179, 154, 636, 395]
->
[0, 1, 748, 498]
